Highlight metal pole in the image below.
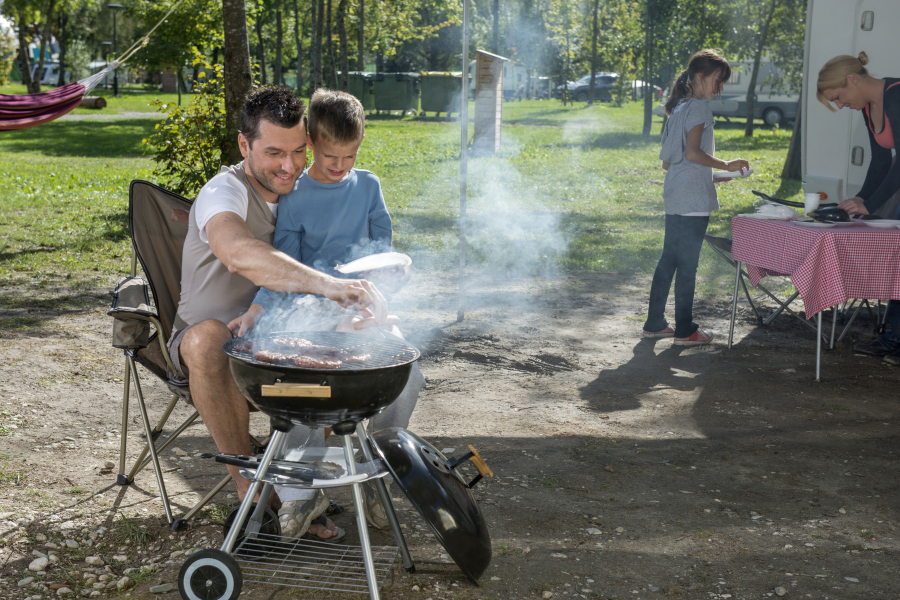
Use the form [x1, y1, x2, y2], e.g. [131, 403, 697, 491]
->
[112, 10, 118, 97]
[458, 0, 469, 323]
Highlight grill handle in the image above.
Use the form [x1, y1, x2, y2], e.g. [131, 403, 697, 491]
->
[261, 383, 332, 398]
[447, 444, 494, 488]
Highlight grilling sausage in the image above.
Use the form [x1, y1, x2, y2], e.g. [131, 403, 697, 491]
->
[254, 349, 343, 369]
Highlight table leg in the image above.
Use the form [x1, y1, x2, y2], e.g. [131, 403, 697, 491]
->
[816, 311, 822, 382]
[729, 260, 741, 349]
[830, 306, 837, 350]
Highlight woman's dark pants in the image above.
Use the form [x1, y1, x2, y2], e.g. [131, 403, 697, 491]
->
[643, 214, 710, 338]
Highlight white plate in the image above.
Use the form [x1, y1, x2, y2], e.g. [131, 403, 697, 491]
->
[862, 219, 900, 229]
[742, 213, 791, 220]
[791, 221, 835, 228]
[335, 252, 412, 274]
[830, 221, 857, 227]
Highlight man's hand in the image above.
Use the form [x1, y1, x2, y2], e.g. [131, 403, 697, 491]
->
[323, 278, 389, 323]
[227, 303, 266, 337]
[837, 196, 869, 215]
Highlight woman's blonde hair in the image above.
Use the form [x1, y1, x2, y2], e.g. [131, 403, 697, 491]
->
[816, 51, 870, 112]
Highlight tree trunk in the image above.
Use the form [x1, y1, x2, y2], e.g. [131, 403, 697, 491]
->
[56, 11, 68, 86]
[357, 0, 364, 71]
[293, 0, 303, 93]
[781, 98, 802, 180]
[375, 49, 383, 73]
[642, 0, 653, 136]
[31, 0, 56, 93]
[17, 15, 35, 93]
[255, 7, 267, 85]
[275, 9, 283, 86]
[745, 0, 778, 137]
[223, 0, 254, 163]
[177, 68, 183, 106]
[492, 0, 499, 54]
[309, 0, 318, 93]
[326, 0, 337, 89]
[588, 0, 598, 106]
[337, 0, 349, 91]
[314, 0, 324, 89]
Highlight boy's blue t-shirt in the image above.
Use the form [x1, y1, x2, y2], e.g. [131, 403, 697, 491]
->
[253, 167, 392, 309]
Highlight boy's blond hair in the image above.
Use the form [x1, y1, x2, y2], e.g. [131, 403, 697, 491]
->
[307, 88, 365, 144]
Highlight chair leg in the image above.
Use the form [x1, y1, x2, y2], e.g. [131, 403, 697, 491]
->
[129, 359, 174, 525]
[117, 358, 132, 485]
[816, 312, 823, 382]
[830, 306, 837, 350]
[837, 300, 866, 344]
[729, 261, 741, 349]
[170, 474, 233, 531]
[131, 407, 200, 479]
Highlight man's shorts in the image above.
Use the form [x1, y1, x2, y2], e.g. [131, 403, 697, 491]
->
[166, 324, 192, 384]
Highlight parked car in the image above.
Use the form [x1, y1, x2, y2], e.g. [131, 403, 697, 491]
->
[558, 72, 618, 102]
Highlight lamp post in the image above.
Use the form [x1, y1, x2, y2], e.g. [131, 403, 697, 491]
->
[107, 4, 123, 97]
[100, 41, 112, 88]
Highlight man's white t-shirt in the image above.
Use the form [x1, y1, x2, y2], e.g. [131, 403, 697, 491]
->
[194, 170, 278, 244]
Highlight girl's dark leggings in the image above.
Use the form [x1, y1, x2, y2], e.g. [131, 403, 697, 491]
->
[643, 214, 710, 338]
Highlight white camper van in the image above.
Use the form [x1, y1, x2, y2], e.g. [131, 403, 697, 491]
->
[802, 0, 899, 202]
[468, 59, 531, 99]
[708, 61, 799, 126]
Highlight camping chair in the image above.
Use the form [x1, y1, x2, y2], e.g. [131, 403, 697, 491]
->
[703, 235, 828, 348]
[108, 180, 259, 530]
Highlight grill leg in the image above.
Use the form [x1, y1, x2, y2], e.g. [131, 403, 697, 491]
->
[816, 312, 822, 382]
[343, 434, 380, 600]
[729, 261, 741, 349]
[220, 428, 287, 555]
[356, 424, 415, 573]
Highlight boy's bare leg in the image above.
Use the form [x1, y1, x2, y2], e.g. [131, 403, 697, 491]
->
[180, 319, 281, 511]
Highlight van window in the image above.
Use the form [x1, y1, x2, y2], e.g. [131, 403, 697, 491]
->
[726, 71, 740, 85]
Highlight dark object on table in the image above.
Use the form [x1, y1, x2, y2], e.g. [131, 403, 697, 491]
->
[750, 190, 849, 222]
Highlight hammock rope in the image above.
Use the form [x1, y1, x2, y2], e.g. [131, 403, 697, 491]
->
[1, 0, 187, 132]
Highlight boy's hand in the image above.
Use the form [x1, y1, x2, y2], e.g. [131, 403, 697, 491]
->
[228, 303, 266, 337]
[335, 314, 402, 332]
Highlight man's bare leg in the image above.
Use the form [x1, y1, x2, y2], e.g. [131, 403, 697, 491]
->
[179, 319, 281, 510]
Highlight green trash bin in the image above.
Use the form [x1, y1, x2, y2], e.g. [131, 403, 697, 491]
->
[373, 72, 420, 115]
[348, 72, 375, 111]
[419, 72, 466, 117]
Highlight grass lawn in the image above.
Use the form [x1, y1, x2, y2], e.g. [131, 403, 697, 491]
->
[0, 99, 802, 304]
[0, 83, 182, 115]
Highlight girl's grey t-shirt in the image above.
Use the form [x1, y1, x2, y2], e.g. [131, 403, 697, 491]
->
[659, 98, 718, 215]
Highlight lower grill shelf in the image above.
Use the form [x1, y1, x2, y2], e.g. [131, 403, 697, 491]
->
[233, 532, 399, 594]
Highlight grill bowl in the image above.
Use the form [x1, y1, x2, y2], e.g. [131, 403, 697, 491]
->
[225, 331, 420, 427]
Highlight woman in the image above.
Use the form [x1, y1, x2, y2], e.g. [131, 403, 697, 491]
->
[817, 51, 900, 364]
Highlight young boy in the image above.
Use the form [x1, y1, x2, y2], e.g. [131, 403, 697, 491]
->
[235, 89, 424, 542]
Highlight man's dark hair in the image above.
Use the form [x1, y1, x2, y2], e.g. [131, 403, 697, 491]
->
[241, 87, 307, 146]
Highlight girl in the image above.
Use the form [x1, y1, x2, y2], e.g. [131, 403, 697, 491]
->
[642, 49, 750, 346]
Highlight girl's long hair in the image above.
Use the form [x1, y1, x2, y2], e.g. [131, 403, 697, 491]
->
[816, 52, 870, 112]
[664, 49, 732, 116]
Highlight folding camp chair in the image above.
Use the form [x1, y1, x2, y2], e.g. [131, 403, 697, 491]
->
[109, 180, 254, 530]
[703, 235, 828, 348]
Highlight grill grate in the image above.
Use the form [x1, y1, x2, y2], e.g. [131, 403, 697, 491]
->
[233, 532, 398, 594]
[225, 331, 420, 371]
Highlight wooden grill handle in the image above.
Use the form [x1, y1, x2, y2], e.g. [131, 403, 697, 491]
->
[467, 444, 494, 478]
[261, 383, 331, 398]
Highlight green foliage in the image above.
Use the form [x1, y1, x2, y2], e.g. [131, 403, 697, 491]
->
[144, 56, 232, 198]
[65, 39, 93, 82]
[115, 513, 153, 545]
[125, 0, 223, 71]
[610, 72, 631, 107]
[0, 27, 16, 86]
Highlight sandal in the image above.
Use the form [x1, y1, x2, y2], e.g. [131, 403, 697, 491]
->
[673, 329, 715, 346]
[302, 514, 346, 543]
[277, 490, 330, 540]
[642, 326, 675, 338]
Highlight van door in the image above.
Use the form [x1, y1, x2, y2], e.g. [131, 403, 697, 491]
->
[847, 0, 900, 197]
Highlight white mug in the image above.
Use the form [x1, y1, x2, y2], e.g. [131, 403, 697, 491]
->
[804, 193, 821, 215]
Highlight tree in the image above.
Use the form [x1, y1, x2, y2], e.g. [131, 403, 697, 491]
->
[274, 5, 284, 86]
[254, 1, 268, 84]
[222, 0, 253, 163]
[325, 0, 336, 88]
[314, 0, 324, 88]
[587, 0, 598, 106]
[0, 25, 17, 86]
[3, 0, 57, 93]
[544, 0, 584, 106]
[292, 0, 303, 93]
[336, 0, 349, 90]
[126, 0, 222, 72]
[356, 0, 364, 70]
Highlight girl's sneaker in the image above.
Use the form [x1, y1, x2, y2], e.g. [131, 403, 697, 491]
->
[642, 326, 675, 338]
[674, 329, 715, 346]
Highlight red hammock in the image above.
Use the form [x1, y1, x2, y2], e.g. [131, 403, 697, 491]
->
[0, 82, 86, 131]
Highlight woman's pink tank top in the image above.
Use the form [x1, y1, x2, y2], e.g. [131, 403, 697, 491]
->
[865, 81, 900, 150]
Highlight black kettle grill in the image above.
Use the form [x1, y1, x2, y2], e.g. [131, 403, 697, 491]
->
[177, 331, 493, 600]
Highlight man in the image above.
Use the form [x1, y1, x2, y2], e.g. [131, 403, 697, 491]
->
[168, 87, 388, 527]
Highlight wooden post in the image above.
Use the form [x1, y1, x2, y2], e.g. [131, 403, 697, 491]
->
[472, 50, 508, 155]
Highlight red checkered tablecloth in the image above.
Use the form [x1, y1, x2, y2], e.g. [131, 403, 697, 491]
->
[730, 215, 900, 318]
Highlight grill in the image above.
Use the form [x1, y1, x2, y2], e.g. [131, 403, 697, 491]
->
[224, 331, 420, 371]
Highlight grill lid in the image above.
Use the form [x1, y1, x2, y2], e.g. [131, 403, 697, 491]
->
[224, 331, 420, 371]
[370, 428, 492, 583]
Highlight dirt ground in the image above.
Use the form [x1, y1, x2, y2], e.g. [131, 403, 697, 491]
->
[1, 266, 899, 600]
